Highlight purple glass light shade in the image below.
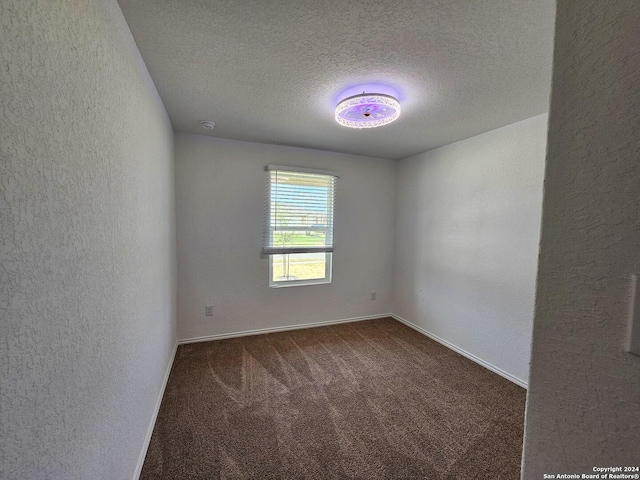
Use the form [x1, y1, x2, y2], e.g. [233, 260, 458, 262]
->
[335, 93, 401, 129]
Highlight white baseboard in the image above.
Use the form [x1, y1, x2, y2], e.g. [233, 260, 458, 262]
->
[177, 313, 393, 345]
[391, 314, 528, 389]
[132, 342, 178, 480]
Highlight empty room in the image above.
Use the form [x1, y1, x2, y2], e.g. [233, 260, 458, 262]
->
[2, 0, 639, 479]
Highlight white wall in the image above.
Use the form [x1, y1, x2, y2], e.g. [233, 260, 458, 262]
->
[175, 134, 395, 340]
[522, 1, 640, 476]
[392, 114, 548, 385]
[0, 1, 176, 479]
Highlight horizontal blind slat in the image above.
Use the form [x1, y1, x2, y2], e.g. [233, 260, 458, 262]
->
[263, 246, 334, 255]
[263, 167, 336, 254]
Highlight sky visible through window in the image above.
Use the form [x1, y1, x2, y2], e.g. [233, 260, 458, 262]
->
[271, 185, 329, 219]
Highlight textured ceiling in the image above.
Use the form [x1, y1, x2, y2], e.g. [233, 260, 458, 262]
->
[117, 0, 555, 160]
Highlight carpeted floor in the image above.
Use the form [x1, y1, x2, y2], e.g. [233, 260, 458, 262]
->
[141, 317, 526, 479]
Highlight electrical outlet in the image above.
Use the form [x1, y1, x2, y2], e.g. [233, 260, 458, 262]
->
[205, 305, 213, 316]
[371, 291, 376, 300]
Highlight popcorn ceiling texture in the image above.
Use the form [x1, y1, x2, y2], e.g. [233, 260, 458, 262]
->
[522, 0, 640, 476]
[0, 1, 176, 479]
[116, 0, 555, 160]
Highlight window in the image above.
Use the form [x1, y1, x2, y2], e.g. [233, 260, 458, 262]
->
[263, 165, 338, 287]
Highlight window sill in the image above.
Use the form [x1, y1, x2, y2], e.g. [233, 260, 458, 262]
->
[269, 279, 331, 288]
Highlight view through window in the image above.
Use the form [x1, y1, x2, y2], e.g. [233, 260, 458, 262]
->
[263, 166, 337, 287]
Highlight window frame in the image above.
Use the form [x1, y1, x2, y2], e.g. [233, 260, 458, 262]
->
[263, 165, 338, 288]
[269, 252, 333, 288]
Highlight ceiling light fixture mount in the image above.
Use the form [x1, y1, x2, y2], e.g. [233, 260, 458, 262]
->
[335, 92, 401, 129]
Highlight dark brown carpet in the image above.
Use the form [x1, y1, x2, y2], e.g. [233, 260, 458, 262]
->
[141, 318, 526, 479]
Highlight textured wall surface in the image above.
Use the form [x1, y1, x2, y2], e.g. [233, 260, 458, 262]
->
[522, 1, 640, 477]
[0, 1, 176, 479]
[175, 134, 395, 341]
[393, 115, 548, 385]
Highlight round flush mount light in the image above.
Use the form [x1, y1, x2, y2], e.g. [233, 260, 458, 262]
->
[200, 120, 216, 130]
[335, 93, 401, 129]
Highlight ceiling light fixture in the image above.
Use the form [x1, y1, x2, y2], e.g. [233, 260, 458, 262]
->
[335, 92, 401, 129]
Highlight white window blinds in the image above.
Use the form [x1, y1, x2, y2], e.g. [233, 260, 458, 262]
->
[263, 165, 338, 255]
